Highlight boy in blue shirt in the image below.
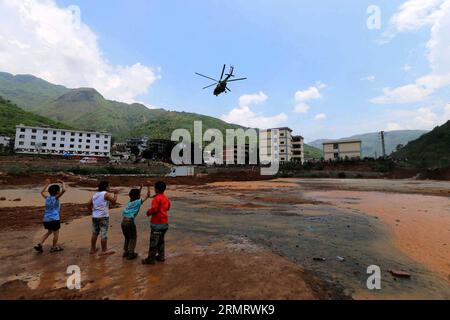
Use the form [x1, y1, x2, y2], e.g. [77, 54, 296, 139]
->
[121, 184, 151, 260]
[34, 179, 66, 253]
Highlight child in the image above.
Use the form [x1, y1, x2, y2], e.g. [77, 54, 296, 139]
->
[88, 181, 119, 256]
[142, 181, 171, 265]
[34, 179, 66, 253]
[121, 184, 151, 260]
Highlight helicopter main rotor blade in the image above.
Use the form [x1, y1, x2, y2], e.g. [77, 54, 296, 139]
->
[219, 64, 226, 81]
[227, 77, 247, 82]
[195, 73, 219, 82]
[226, 87, 232, 92]
[202, 83, 217, 90]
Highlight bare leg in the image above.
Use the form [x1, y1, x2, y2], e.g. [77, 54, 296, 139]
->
[41, 231, 52, 245]
[90, 234, 98, 254]
[99, 238, 115, 256]
[52, 230, 59, 247]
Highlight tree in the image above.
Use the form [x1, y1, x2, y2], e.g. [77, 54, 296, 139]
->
[396, 144, 404, 152]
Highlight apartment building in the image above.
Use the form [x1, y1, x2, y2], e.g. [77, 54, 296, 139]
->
[0, 135, 11, 147]
[292, 135, 305, 164]
[125, 136, 149, 155]
[323, 139, 362, 161]
[259, 127, 305, 165]
[14, 125, 111, 157]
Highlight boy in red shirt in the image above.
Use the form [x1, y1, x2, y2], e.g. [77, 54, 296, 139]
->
[142, 181, 171, 265]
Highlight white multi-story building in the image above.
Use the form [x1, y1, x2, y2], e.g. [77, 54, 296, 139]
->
[260, 127, 305, 165]
[0, 135, 11, 147]
[14, 125, 112, 157]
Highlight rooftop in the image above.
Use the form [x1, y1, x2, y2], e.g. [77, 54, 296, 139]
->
[322, 138, 362, 144]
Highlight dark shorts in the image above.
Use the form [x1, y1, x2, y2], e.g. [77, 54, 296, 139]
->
[43, 220, 61, 231]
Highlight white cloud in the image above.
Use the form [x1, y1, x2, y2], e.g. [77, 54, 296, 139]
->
[295, 86, 321, 101]
[293, 82, 326, 113]
[373, 0, 450, 104]
[238, 92, 268, 108]
[444, 103, 450, 119]
[293, 102, 310, 114]
[387, 0, 443, 34]
[386, 122, 403, 131]
[362, 75, 376, 82]
[314, 113, 327, 121]
[221, 92, 288, 129]
[386, 106, 440, 130]
[403, 64, 412, 72]
[0, 0, 160, 103]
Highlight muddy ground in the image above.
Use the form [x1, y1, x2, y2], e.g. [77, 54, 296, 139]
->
[0, 177, 449, 300]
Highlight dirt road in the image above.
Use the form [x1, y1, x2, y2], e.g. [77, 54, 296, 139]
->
[0, 178, 449, 300]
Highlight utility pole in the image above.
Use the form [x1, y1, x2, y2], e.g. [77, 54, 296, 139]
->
[380, 131, 386, 159]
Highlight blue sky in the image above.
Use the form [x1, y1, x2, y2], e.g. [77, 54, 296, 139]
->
[1, 0, 449, 141]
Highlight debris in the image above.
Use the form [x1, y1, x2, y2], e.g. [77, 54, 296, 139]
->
[313, 257, 326, 261]
[336, 256, 345, 262]
[389, 270, 411, 279]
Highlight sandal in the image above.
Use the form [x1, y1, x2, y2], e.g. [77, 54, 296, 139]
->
[50, 246, 64, 253]
[34, 244, 43, 253]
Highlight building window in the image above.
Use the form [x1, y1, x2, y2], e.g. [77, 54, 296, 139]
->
[333, 143, 339, 149]
[53, 137, 56, 141]
[42, 143, 47, 147]
[70, 145, 74, 149]
[43, 136, 48, 140]
[95, 146, 99, 150]
[31, 135, 36, 140]
[61, 131, 66, 135]
[96, 134, 100, 138]
[86, 140, 91, 143]
[43, 130, 48, 134]
[61, 138, 65, 141]
[104, 146, 108, 150]
[86, 146, 90, 149]
[79, 133, 83, 137]
[60, 144, 65, 148]
[71, 132, 75, 136]
[30, 142, 35, 146]
[52, 144, 56, 147]
[87, 134, 91, 137]
[334, 153, 339, 159]
[53, 131, 57, 134]
[104, 141, 108, 144]
[19, 141, 24, 146]
[19, 135, 25, 139]
[70, 138, 75, 142]
[32, 129, 37, 133]
[20, 128, 26, 132]
[78, 145, 82, 148]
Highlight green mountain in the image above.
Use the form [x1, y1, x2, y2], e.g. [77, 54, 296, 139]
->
[0, 96, 72, 136]
[308, 130, 428, 158]
[0, 72, 243, 141]
[304, 144, 323, 160]
[393, 121, 450, 168]
[0, 72, 69, 110]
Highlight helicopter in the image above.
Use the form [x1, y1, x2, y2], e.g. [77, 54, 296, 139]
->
[195, 65, 247, 96]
